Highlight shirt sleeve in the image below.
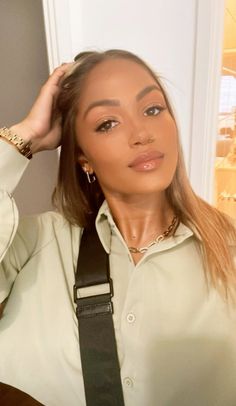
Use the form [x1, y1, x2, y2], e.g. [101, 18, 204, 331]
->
[0, 140, 29, 302]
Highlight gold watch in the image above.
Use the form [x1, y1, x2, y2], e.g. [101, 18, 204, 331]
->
[0, 127, 32, 159]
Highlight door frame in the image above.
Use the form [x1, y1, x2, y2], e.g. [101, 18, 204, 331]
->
[189, 0, 225, 201]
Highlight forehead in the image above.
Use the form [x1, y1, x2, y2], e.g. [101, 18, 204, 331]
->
[79, 58, 158, 102]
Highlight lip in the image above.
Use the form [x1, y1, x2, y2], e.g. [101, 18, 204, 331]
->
[128, 150, 164, 169]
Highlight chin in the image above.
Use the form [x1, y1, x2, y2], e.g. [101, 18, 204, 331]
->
[103, 175, 174, 199]
[122, 183, 170, 197]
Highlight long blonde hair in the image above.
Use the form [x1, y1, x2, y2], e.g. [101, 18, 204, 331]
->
[54, 49, 236, 300]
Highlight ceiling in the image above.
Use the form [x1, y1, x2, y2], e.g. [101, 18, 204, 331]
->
[222, 0, 236, 77]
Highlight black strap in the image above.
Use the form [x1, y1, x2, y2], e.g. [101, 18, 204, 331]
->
[74, 227, 125, 406]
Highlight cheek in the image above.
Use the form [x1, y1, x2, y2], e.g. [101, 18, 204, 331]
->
[158, 119, 179, 178]
[77, 136, 120, 175]
[90, 150, 121, 176]
[161, 118, 178, 154]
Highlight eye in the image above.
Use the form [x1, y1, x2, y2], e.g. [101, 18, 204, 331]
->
[144, 105, 164, 116]
[95, 119, 119, 133]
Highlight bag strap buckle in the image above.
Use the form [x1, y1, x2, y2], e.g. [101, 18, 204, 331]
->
[73, 278, 114, 317]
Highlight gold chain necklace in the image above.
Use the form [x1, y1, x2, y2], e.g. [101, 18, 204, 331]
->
[128, 215, 178, 254]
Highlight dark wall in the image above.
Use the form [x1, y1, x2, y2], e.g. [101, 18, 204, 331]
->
[0, 0, 58, 215]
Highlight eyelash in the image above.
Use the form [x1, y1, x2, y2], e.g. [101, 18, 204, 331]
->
[95, 104, 165, 133]
[95, 120, 119, 133]
[144, 104, 165, 116]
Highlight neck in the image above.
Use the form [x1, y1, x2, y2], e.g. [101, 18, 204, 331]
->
[105, 192, 174, 247]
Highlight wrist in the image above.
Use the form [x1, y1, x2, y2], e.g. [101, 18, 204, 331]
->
[10, 121, 36, 143]
[10, 121, 45, 154]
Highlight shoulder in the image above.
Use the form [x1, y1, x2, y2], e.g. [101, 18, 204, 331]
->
[19, 210, 68, 230]
[16, 210, 75, 256]
[19, 210, 68, 232]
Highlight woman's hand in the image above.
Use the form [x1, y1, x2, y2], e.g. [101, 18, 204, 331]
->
[10, 63, 72, 154]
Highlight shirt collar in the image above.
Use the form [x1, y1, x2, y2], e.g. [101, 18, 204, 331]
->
[95, 201, 115, 253]
[95, 200, 195, 254]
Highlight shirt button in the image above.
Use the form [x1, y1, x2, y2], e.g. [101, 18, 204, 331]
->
[127, 313, 136, 323]
[123, 377, 133, 388]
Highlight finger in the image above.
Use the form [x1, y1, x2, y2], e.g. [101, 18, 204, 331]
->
[52, 63, 74, 78]
[47, 66, 68, 87]
[42, 63, 73, 91]
[28, 63, 74, 124]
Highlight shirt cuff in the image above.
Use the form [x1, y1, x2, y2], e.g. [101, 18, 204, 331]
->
[0, 139, 29, 193]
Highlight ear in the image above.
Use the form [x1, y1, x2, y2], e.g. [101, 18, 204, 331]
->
[77, 153, 94, 174]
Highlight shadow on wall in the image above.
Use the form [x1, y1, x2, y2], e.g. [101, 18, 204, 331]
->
[14, 150, 59, 215]
[0, 0, 58, 215]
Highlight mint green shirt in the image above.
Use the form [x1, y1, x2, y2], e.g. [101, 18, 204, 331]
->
[1, 140, 236, 406]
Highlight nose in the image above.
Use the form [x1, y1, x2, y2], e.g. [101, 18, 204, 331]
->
[128, 124, 155, 148]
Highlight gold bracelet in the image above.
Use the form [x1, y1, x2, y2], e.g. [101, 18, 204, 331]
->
[0, 127, 32, 159]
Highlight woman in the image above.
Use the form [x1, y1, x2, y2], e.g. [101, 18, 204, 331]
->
[0, 49, 236, 406]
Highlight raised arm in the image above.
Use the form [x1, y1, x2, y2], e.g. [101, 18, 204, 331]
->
[0, 64, 72, 309]
[7, 64, 72, 154]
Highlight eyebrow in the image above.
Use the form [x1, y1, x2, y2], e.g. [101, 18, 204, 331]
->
[136, 85, 162, 101]
[83, 99, 120, 118]
[83, 84, 162, 118]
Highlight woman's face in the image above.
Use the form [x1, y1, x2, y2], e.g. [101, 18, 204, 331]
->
[75, 58, 178, 200]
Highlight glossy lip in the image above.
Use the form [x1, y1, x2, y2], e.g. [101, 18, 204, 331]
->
[128, 150, 164, 168]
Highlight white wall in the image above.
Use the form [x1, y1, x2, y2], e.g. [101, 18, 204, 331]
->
[43, 0, 225, 201]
